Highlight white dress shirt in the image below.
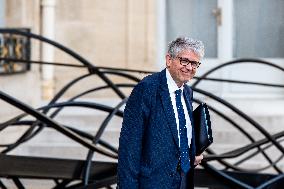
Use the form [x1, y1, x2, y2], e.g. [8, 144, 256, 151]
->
[166, 68, 192, 147]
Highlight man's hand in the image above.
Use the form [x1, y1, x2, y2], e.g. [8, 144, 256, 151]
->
[194, 154, 203, 166]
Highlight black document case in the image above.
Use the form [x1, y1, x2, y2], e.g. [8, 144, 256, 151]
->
[193, 103, 213, 155]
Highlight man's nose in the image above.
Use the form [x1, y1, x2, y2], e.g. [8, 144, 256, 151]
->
[185, 63, 193, 70]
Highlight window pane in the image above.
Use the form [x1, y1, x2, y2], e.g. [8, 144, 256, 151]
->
[166, 0, 218, 58]
[234, 0, 284, 58]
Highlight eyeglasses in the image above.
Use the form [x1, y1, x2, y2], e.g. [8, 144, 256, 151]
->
[177, 56, 201, 69]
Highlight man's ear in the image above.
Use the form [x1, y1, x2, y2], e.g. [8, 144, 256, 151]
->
[166, 54, 171, 68]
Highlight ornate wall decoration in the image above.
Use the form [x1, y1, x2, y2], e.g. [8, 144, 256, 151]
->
[0, 28, 30, 75]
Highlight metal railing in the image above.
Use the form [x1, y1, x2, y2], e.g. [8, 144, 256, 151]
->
[0, 29, 284, 189]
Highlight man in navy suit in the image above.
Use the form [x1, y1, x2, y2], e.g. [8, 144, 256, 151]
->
[118, 37, 205, 189]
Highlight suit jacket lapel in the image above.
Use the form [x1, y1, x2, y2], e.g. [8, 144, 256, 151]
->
[159, 69, 179, 148]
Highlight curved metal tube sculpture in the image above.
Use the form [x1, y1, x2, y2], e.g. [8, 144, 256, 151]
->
[0, 29, 284, 189]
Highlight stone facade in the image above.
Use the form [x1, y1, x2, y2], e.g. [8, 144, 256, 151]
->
[1, 0, 41, 118]
[1, 0, 157, 101]
[54, 0, 157, 98]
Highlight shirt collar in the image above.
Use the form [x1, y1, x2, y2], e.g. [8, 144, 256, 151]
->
[166, 68, 184, 93]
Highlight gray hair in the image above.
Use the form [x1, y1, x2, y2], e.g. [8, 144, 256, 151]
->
[167, 37, 205, 59]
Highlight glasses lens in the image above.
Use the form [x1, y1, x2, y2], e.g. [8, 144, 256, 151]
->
[180, 60, 189, 66]
[191, 62, 198, 68]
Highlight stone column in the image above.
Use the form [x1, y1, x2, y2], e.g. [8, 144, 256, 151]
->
[41, 0, 56, 99]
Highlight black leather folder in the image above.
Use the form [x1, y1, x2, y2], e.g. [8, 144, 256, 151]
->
[193, 103, 213, 155]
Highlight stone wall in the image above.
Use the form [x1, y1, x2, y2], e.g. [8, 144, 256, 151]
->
[0, 0, 41, 118]
[54, 0, 157, 98]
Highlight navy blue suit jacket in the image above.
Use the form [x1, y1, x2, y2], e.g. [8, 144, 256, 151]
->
[118, 69, 196, 189]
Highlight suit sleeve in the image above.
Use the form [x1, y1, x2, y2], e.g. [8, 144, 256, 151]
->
[117, 82, 151, 189]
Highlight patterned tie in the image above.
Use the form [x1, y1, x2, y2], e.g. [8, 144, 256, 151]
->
[175, 89, 190, 173]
